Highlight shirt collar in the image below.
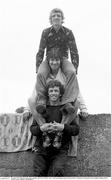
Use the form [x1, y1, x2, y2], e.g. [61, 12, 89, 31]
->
[50, 25, 65, 33]
[47, 99, 61, 106]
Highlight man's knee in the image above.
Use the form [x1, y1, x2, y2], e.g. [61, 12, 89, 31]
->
[62, 60, 76, 75]
[28, 97, 36, 111]
[66, 70, 76, 78]
[37, 61, 49, 78]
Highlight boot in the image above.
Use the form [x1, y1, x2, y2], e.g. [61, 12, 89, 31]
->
[53, 133, 62, 149]
[61, 103, 75, 115]
[43, 134, 51, 148]
[36, 104, 46, 114]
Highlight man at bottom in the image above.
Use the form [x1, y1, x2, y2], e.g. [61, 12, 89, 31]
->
[30, 80, 79, 177]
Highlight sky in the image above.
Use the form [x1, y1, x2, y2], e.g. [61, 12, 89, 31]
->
[0, 0, 111, 114]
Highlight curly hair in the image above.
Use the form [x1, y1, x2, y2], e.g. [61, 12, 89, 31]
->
[49, 8, 64, 24]
[46, 80, 64, 100]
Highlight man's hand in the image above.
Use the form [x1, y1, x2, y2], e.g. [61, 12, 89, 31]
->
[79, 111, 89, 121]
[40, 123, 53, 132]
[23, 111, 31, 122]
[80, 111, 88, 117]
[52, 122, 64, 132]
[40, 122, 64, 133]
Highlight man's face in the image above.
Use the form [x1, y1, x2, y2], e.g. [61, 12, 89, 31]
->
[48, 86, 60, 102]
[51, 12, 62, 26]
[49, 58, 61, 71]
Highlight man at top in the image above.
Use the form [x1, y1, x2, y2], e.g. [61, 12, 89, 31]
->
[36, 8, 79, 113]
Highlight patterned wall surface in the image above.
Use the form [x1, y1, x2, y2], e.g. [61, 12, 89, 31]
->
[0, 113, 35, 152]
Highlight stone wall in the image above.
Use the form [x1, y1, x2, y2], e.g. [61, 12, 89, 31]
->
[74, 114, 111, 176]
[0, 114, 111, 177]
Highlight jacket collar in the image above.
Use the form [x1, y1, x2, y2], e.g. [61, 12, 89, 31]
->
[50, 25, 65, 33]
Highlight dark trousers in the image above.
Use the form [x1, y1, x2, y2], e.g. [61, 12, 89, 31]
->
[33, 149, 74, 177]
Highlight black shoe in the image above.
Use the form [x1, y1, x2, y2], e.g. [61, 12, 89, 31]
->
[36, 104, 46, 114]
[53, 135, 62, 149]
[43, 135, 51, 148]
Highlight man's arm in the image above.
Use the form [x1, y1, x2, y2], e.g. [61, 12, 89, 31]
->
[63, 121, 79, 136]
[30, 120, 54, 136]
[68, 30, 79, 74]
[36, 30, 47, 73]
[53, 119, 80, 137]
[30, 119, 42, 136]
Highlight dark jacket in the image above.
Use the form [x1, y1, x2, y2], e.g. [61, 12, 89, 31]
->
[36, 26, 79, 71]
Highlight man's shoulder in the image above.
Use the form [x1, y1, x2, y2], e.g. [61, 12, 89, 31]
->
[42, 27, 52, 34]
[62, 26, 72, 34]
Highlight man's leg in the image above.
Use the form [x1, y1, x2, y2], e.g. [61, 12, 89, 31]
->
[48, 152, 67, 176]
[61, 99, 79, 124]
[62, 58, 76, 74]
[61, 59, 79, 105]
[68, 115, 79, 157]
[48, 151, 75, 177]
[36, 60, 50, 113]
[77, 91, 89, 120]
[28, 95, 46, 126]
[33, 152, 48, 176]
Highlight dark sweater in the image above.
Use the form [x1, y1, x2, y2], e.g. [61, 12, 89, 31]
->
[30, 105, 79, 154]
